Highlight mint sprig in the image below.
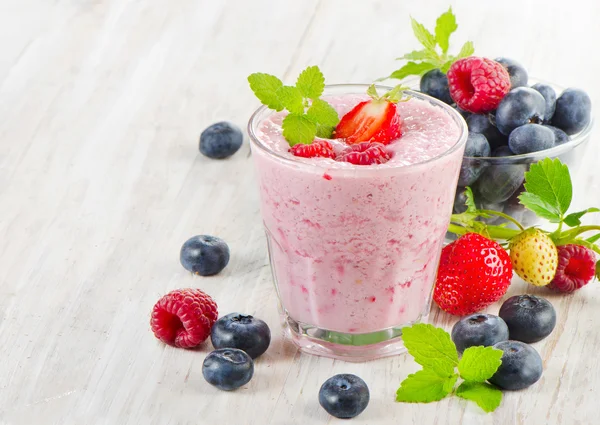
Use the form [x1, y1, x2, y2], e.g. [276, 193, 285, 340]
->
[248, 66, 339, 146]
[396, 324, 503, 413]
[382, 7, 474, 81]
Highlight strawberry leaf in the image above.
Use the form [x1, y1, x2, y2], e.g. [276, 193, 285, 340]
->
[388, 62, 437, 81]
[457, 41, 475, 59]
[435, 7, 458, 54]
[411, 17, 437, 52]
[563, 208, 600, 227]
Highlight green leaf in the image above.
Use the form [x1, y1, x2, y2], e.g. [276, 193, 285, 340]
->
[366, 84, 379, 99]
[282, 113, 317, 146]
[315, 124, 335, 139]
[307, 99, 339, 127]
[596, 260, 600, 280]
[388, 61, 437, 81]
[440, 58, 455, 73]
[457, 41, 475, 59]
[458, 346, 503, 382]
[276, 85, 304, 114]
[411, 17, 437, 52]
[396, 369, 458, 403]
[523, 158, 573, 219]
[456, 381, 502, 413]
[464, 187, 477, 212]
[248, 73, 284, 111]
[397, 50, 435, 61]
[518, 192, 562, 222]
[402, 324, 459, 377]
[563, 208, 600, 227]
[296, 65, 325, 99]
[435, 7, 458, 54]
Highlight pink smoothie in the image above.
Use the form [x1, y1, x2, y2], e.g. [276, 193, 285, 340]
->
[251, 93, 465, 334]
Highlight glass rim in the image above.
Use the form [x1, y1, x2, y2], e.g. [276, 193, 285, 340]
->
[247, 83, 469, 171]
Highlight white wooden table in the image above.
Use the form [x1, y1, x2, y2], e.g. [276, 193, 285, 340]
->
[2, 1, 600, 424]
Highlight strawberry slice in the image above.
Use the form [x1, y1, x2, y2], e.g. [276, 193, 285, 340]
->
[334, 100, 402, 145]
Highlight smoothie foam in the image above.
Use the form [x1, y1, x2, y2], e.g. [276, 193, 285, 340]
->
[252, 94, 465, 334]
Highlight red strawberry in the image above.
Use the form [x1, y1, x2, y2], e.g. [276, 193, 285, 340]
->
[548, 244, 597, 293]
[434, 233, 513, 316]
[290, 140, 335, 159]
[334, 100, 402, 145]
[336, 142, 391, 165]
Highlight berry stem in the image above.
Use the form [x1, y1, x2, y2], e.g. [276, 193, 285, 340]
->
[554, 225, 600, 245]
[479, 210, 525, 231]
[448, 222, 521, 240]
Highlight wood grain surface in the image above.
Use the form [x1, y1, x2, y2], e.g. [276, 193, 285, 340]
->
[1, 1, 599, 424]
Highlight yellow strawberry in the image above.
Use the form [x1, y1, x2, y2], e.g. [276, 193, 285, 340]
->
[509, 228, 558, 286]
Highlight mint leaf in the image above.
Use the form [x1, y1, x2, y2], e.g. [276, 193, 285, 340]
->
[457, 41, 475, 59]
[518, 192, 562, 222]
[396, 369, 458, 403]
[596, 260, 600, 280]
[458, 346, 503, 382]
[248, 73, 284, 111]
[397, 50, 435, 61]
[522, 158, 573, 219]
[435, 7, 458, 54]
[296, 66, 325, 100]
[307, 99, 339, 127]
[464, 187, 476, 212]
[456, 381, 502, 413]
[276, 85, 304, 114]
[388, 61, 437, 80]
[411, 18, 437, 52]
[402, 324, 458, 377]
[282, 113, 317, 146]
[564, 207, 600, 227]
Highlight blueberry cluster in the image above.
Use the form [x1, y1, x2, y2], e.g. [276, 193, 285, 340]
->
[421, 59, 592, 227]
[451, 295, 556, 390]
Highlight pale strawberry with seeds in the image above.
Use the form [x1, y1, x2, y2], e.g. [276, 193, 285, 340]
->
[334, 84, 406, 145]
[509, 228, 558, 287]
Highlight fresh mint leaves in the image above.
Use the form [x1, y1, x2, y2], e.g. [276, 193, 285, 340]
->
[396, 324, 503, 413]
[248, 66, 339, 146]
[383, 8, 474, 81]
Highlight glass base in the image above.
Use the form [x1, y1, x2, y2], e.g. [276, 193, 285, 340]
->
[283, 311, 429, 362]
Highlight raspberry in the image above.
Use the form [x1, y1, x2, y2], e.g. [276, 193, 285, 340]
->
[433, 233, 513, 316]
[548, 244, 596, 293]
[150, 288, 218, 348]
[447, 57, 511, 114]
[336, 142, 391, 165]
[290, 140, 335, 159]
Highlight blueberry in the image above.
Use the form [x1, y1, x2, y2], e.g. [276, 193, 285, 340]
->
[531, 83, 557, 122]
[544, 125, 570, 145]
[466, 114, 507, 149]
[420, 69, 453, 104]
[211, 313, 271, 359]
[495, 87, 546, 135]
[552, 88, 592, 135]
[498, 295, 556, 343]
[508, 124, 555, 154]
[495, 58, 528, 88]
[199, 122, 243, 159]
[453, 188, 469, 214]
[492, 145, 514, 157]
[458, 132, 491, 186]
[202, 348, 254, 391]
[180, 235, 230, 276]
[475, 164, 526, 203]
[489, 341, 543, 390]
[451, 314, 509, 353]
[319, 374, 370, 419]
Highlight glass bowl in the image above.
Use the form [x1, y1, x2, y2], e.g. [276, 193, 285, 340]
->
[406, 77, 593, 228]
